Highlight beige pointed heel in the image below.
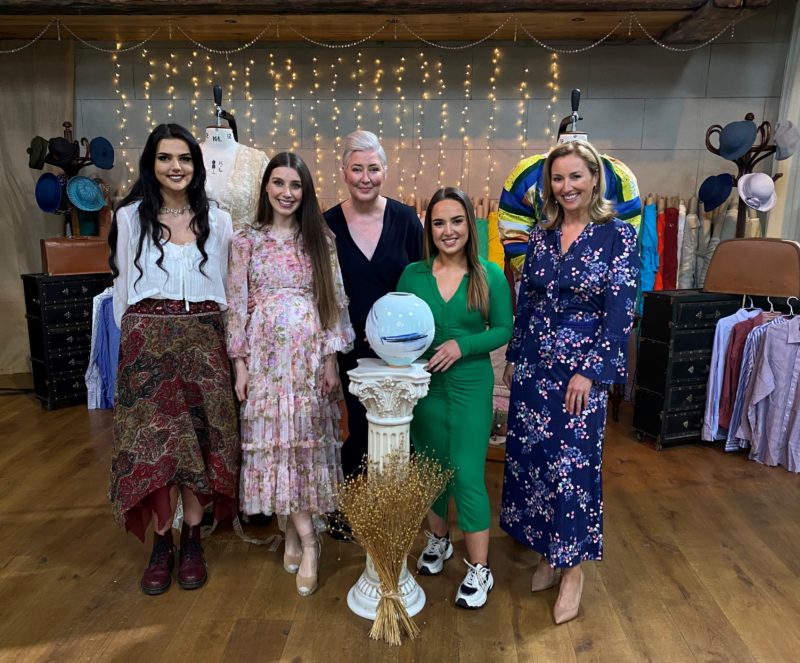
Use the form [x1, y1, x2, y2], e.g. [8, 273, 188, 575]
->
[531, 558, 561, 592]
[553, 568, 584, 625]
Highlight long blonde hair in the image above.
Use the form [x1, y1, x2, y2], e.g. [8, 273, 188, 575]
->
[540, 141, 615, 229]
[423, 187, 489, 319]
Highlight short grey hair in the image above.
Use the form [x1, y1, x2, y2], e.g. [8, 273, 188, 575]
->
[341, 130, 387, 170]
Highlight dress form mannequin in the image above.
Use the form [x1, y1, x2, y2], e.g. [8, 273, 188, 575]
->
[200, 123, 268, 231]
[202, 125, 240, 196]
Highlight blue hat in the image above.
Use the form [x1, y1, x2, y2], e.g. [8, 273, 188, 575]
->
[66, 176, 106, 212]
[35, 172, 70, 214]
[45, 137, 79, 169]
[698, 173, 734, 212]
[718, 120, 757, 160]
[89, 136, 115, 169]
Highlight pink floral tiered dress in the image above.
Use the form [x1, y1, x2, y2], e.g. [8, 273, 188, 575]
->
[226, 226, 355, 516]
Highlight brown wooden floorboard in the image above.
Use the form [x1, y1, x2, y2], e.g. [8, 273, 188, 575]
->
[0, 374, 798, 663]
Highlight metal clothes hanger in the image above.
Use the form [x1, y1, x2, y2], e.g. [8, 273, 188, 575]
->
[784, 296, 797, 318]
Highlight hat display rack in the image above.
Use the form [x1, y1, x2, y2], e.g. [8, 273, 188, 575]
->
[28, 120, 114, 236]
[703, 112, 794, 238]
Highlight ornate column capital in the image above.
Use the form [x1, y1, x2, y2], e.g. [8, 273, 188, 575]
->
[347, 358, 430, 425]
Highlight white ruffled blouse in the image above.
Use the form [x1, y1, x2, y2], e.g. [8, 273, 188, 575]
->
[112, 201, 233, 327]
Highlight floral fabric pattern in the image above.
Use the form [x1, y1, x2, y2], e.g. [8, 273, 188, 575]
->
[226, 227, 355, 515]
[500, 219, 639, 568]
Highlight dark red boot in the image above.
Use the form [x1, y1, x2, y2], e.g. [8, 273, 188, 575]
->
[177, 523, 207, 589]
[140, 530, 175, 595]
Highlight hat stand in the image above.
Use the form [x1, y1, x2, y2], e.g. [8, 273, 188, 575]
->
[39, 121, 99, 236]
[704, 112, 781, 238]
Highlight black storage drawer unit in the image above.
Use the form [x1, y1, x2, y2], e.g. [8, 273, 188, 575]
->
[21, 273, 112, 410]
[633, 289, 740, 449]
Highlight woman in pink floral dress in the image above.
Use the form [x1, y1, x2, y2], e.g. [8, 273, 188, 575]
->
[226, 152, 354, 596]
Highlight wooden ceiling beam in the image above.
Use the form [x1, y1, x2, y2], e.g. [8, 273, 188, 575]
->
[661, 0, 767, 43]
[0, 0, 708, 16]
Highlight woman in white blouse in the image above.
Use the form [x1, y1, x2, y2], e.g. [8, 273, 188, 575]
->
[108, 123, 240, 595]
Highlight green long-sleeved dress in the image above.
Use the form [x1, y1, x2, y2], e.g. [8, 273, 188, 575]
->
[397, 257, 513, 532]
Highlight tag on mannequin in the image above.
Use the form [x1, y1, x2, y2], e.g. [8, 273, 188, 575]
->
[210, 129, 234, 144]
[558, 131, 589, 145]
[202, 127, 239, 197]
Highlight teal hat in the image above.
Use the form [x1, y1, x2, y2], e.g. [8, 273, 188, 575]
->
[35, 172, 70, 214]
[89, 136, 115, 169]
[27, 136, 48, 170]
[66, 176, 106, 212]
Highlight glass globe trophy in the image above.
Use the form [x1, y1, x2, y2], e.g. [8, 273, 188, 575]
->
[346, 293, 434, 620]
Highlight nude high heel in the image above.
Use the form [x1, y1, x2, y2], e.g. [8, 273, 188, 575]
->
[531, 557, 561, 592]
[553, 567, 584, 625]
[296, 534, 321, 597]
[283, 519, 302, 574]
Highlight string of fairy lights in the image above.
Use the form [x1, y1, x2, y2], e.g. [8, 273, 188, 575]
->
[106, 47, 558, 197]
[16, 10, 746, 195]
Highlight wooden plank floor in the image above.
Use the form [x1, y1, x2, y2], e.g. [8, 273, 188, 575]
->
[1, 373, 799, 663]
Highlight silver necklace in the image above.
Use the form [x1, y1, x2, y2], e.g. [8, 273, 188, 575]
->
[159, 204, 191, 216]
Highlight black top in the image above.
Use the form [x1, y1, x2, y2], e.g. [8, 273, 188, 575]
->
[325, 197, 423, 359]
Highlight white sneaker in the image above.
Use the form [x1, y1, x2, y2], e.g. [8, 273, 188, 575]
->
[416, 531, 453, 575]
[455, 560, 493, 609]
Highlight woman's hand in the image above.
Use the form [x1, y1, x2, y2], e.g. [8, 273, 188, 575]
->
[425, 339, 462, 373]
[503, 362, 515, 389]
[247, 293, 256, 315]
[322, 354, 340, 395]
[565, 373, 593, 416]
[234, 358, 248, 402]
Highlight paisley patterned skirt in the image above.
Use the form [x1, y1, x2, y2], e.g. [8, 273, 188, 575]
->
[109, 299, 240, 541]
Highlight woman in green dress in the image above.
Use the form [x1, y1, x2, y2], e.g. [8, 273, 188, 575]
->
[397, 187, 513, 609]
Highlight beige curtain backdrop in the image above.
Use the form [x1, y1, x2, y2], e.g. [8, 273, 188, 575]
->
[0, 40, 74, 374]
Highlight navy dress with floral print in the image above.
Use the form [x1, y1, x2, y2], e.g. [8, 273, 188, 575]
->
[500, 218, 639, 568]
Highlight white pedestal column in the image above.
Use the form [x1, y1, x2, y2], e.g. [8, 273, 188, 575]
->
[345, 358, 431, 620]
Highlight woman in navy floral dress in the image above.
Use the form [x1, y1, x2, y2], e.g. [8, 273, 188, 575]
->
[500, 141, 639, 624]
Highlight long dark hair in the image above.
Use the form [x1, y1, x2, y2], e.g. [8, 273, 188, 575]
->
[254, 152, 338, 330]
[423, 187, 489, 318]
[108, 123, 211, 286]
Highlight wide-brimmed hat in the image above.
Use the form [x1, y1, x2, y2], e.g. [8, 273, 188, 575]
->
[45, 137, 79, 169]
[66, 175, 106, 211]
[737, 172, 776, 212]
[718, 120, 757, 161]
[698, 173, 734, 212]
[27, 136, 48, 170]
[774, 121, 799, 161]
[89, 136, 115, 169]
[35, 172, 70, 214]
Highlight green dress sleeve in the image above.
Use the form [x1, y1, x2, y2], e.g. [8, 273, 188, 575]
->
[455, 261, 514, 358]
